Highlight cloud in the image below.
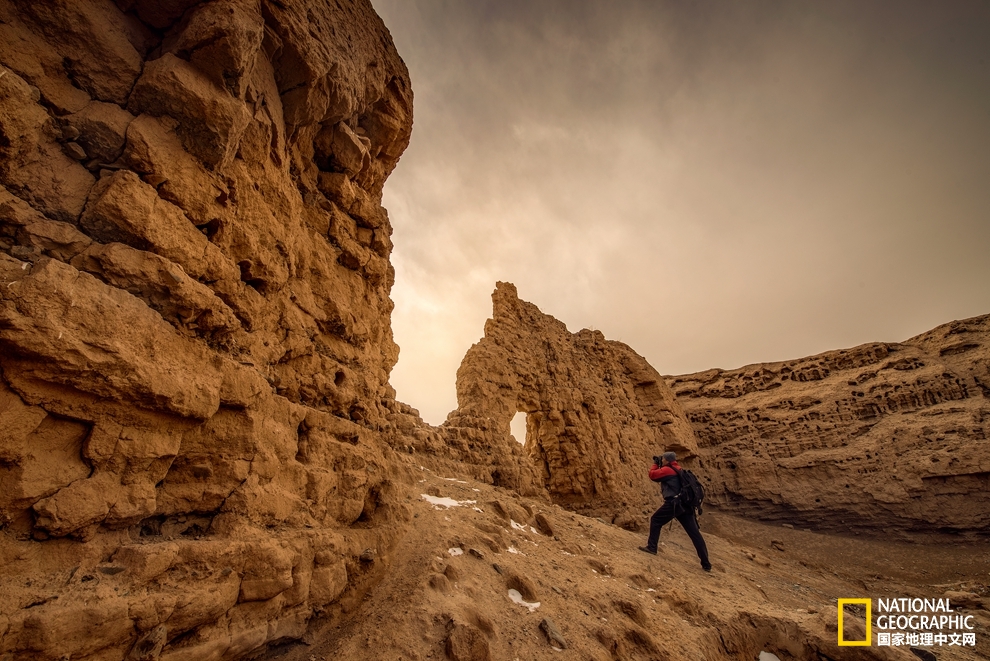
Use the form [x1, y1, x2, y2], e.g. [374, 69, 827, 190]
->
[374, 0, 990, 424]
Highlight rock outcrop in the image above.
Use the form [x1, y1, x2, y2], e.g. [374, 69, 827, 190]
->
[420, 282, 988, 541]
[668, 314, 990, 538]
[0, 1, 413, 659]
[435, 282, 699, 528]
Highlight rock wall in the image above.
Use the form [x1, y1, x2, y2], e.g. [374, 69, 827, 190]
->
[0, 1, 413, 659]
[439, 282, 699, 528]
[668, 314, 990, 538]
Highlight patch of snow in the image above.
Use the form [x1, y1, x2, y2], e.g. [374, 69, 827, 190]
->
[442, 478, 467, 483]
[448, 548, 464, 556]
[551, 646, 563, 652]
[759, 653, 782, 661]
[530, 526, 539, 534]
[473, 507, 484, 513]
[507, 589, 540, 612]
[510, 520, 527, 531]
[561, 551, 573, 556]
[507, 546, 524, 555]
[421, 494, 477, 508]
[646, 588, 656, 592]
[472, 488, 480, 492]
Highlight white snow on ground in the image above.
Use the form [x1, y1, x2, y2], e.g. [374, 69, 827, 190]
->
[448, 547, 464, 556]
[507, 546, 524, 555]
[507, 589, 540, 612]
[421, 494, 477, 508]
[510, 519, 527, 531]
[759, 653, 782, 661]
[442, 478, 467, 483]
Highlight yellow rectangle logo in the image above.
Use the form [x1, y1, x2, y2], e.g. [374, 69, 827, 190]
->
[838, 598, 872, 646]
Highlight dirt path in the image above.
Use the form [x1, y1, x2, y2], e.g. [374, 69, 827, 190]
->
[262, 465, 989, 661]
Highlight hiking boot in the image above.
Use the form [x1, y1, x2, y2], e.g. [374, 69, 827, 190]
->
[638, 546, 657, 555]
[702, 564, 712, 572]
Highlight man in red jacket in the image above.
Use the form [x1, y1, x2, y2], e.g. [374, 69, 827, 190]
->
[638, 451, 712, 571]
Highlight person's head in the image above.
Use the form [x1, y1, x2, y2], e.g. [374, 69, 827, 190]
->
[661, 451, 676, 466]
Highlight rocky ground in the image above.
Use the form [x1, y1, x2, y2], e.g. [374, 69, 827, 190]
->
[261, 456, 990, 661]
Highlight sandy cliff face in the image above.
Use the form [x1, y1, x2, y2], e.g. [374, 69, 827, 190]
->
[431, 282, 698, 528]
[669, 315, 990, 537]
[0, 1, 412, 659]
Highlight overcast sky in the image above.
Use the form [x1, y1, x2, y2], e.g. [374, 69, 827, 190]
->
[370, 0, 990, 425]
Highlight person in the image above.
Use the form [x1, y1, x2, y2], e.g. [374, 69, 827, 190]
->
[638, 451, 712, 572]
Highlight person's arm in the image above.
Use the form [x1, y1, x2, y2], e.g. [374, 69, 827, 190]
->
[649, 464, 671, 482]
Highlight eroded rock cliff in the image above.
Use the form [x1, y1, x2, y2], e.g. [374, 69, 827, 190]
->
[0, 1, 412, 659]
[433, 282, 699, 528]
[2, 2, 986, 658]
[668, 314, 990, 538]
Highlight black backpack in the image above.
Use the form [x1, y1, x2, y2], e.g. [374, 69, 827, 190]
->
[672, 467, 705, 516]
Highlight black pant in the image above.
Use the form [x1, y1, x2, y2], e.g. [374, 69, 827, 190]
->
[646, 500, 710, 568]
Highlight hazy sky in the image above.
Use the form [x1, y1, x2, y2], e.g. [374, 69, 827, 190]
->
[371, 0, 990, 425]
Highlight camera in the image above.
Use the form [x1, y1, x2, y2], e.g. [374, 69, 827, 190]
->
[653, 455, 661, 465]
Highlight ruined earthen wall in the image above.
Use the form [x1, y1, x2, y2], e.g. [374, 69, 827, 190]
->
[0, 1, 413, 659]
[440, 282, 699, 528]
[668, 315, 990, 537]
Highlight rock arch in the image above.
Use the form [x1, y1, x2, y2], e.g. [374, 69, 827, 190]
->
[442, 282, 698, 526]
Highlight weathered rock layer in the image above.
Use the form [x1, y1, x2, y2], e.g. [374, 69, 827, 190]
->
[0, 1, 412, 659]
[668, 314, 990, 537]
[418, 282, 988, 540]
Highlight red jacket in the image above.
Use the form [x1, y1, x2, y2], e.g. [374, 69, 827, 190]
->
[650, 460, 682, 500]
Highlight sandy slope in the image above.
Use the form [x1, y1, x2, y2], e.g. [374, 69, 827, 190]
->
[263, 460, 989, 661]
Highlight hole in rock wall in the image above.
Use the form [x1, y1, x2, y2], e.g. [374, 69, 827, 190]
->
[353, 486, 381, 528]
[196, 217, 222, 241]
[510, 411, 527, 446]
[237, 260, 269, 294]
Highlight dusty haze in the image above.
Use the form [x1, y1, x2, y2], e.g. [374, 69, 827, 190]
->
[373, 0, 990, 424]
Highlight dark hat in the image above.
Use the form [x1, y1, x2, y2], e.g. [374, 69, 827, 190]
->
[662, 451, 676, 463]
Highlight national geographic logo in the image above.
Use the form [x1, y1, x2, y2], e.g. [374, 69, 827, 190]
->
[837, 599, 871, 646]
[838, 598, 977, 648]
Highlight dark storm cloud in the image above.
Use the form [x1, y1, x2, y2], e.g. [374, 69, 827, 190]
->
[372, 0, 990, 423]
